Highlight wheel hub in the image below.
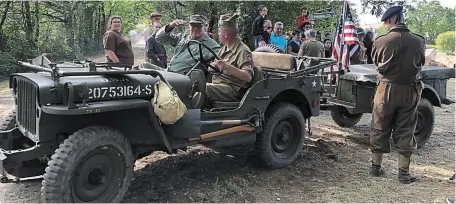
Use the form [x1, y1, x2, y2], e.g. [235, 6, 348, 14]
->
[72, 147, 125, 202]
[271, 117, 301, 158]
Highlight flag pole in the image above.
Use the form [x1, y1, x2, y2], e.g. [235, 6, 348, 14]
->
[338, 0, 347, 76]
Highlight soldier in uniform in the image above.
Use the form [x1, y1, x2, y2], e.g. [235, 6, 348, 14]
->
[155, 15, 221, 75]
[204, 13, 254, 103]
[369, 6, 425, 184]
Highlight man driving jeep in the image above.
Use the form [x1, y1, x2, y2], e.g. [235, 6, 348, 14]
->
[204, 13, 254, 103]
[155, 15, 221, 75]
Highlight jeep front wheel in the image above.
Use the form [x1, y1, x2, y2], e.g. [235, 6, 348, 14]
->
[330, 106, 363, 128]
[414, 98, 435, 148]
[41, 126, 134, 203]
[256, 103, 305, 169]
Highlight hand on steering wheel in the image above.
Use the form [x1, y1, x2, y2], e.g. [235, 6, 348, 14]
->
[186, 40, 222, 76]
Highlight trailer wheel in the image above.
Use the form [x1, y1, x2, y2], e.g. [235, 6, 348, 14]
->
[330, 106, 363, 128]
[256, 103, 305, 169]
[41, 126, 134, 203]
[414, 98, 435, 148]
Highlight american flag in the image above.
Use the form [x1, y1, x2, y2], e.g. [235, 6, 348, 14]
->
[330, 1, 359, 74]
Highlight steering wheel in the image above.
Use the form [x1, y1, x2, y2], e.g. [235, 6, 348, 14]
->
[186, 40, 222, 76]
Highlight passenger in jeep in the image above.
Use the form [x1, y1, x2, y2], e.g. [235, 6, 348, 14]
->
[205, 13, 254, 102]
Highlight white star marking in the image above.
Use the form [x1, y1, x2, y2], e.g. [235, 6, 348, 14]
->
[312, 80, 317, 87]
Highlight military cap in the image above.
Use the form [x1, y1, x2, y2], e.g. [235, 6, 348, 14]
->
[149, 12, 161, 18]
[218, 13, 239, 28]
[189, 15, 206, 25]
[381, 6, 403, 22]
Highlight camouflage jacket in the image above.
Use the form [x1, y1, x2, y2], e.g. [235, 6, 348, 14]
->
[156, 26, 221, 75]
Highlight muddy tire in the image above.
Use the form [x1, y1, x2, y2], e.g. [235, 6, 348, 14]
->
[330, 106, 363, 128]
[254, 44, 283, 53]
[256, 103, 305, 169]
[0, 109, 16, 131]
[414, 98, 435, 148]
[41, 126, 134, 203]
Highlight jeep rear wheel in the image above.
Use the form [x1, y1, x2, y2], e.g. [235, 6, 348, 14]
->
[41, 126, 134, 203]
[256, 103, 305, 169]
[414, 98, 435, 148]
[330, 106, 363, 128]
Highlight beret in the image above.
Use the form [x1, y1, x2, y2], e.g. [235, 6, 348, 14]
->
[381, 6, 403, 22]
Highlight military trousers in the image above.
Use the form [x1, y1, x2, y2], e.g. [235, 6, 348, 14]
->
[205, 83, 242, 102]
[370, 81, 423, 156]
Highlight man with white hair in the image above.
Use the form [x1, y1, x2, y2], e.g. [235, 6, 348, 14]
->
[298, 29, 324, 65]
[155, 15, 221, 75]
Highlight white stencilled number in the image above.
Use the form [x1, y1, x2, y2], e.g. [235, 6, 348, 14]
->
[134, 85, 141, 95]
[88, 88, 93, 99]
[117, 86, 124, 96]
[93, 87, 101, 98]
[101, 87, 108, 98]
[109, 87, 116, 97]
[126, 86, 134, 96]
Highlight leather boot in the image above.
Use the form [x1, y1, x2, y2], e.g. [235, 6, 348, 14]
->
[398, 154, 417, 184]
[370, 152, 385, 176]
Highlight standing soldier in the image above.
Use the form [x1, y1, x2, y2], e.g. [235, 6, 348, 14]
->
[369, 6, 425, 184]
[350, 28, 367, 65]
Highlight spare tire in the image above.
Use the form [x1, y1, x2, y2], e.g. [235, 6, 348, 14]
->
[254, 44, 283, 53]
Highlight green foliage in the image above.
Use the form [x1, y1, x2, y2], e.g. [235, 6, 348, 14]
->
[406, 1, 455, 42]
[435, 31, 455, 53]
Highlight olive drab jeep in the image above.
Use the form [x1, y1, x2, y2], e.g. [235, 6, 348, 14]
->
[0, 40, 336, 203]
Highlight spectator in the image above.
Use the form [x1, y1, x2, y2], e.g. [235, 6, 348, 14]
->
[103, 15, 134, 66]
[251, 5, 268, 48]
[142, 12, 162, 49]
[201, 15, 215, 39]
[146, 22, 168, 68]
[287, 30, 302, 55]
[270, 22, 287, 52]
[262, 20, 273, 45]
[296, 7, 311, 29]
[323, 38, 332, 58]
[363, 31, 374, 64]
[298, 29, 324, 65]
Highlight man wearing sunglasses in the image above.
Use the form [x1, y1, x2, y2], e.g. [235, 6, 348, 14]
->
[156, 15, 221, 75]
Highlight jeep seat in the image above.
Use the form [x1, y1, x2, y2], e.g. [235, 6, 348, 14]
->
[210, 65, 264, 109]
[251, 52, 296, 71]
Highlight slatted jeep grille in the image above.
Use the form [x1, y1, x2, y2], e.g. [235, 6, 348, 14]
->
[15, 78, 38, 135]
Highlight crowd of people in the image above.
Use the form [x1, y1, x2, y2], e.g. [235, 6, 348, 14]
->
[250, 5, 375, 65]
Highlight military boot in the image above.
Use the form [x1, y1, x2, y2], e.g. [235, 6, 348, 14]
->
[398, 154, 417, 184]
[370, 152, 385, 176]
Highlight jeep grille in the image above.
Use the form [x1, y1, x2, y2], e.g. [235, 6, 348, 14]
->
[15, 78, 38, 135]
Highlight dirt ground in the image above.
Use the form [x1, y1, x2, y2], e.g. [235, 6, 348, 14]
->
[0, 41, 454, 203]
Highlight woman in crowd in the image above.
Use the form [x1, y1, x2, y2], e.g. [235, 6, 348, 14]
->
[103, 15, 135, 66]
[287, 30, 302, 55]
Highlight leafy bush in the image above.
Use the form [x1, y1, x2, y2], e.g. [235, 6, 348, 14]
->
[436, 31, 455, 53]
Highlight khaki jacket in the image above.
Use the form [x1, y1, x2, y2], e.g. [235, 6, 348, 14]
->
[371, 23, 425, 84]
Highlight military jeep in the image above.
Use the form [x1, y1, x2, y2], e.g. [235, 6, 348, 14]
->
[321, 64, 455, 148]
[0, 40, 336, 203]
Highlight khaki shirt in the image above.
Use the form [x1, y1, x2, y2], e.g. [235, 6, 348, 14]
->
[372, 23, 425, 84]
[212, 37, 255, 89]
[155, 25, 221, 75]
[300, 39, 325, 58]
[351, 41, 367, 65]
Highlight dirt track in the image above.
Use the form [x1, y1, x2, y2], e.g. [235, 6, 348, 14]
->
[0, 41, 454, 203]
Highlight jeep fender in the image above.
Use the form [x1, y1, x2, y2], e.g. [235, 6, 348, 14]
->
[421, 84, 441, 107]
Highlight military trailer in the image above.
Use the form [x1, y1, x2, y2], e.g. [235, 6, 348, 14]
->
[321, 64, 455, 148]
[0, 40, 336, 203]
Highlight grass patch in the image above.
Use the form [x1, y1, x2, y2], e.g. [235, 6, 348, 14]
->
[427, 44, 437, 49]
[0, 80, 10, 95]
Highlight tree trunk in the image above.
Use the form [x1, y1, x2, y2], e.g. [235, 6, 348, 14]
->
[23, 1, 35, 49]
[0, 1, 12, 31]
[34, 2, 39, 50]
